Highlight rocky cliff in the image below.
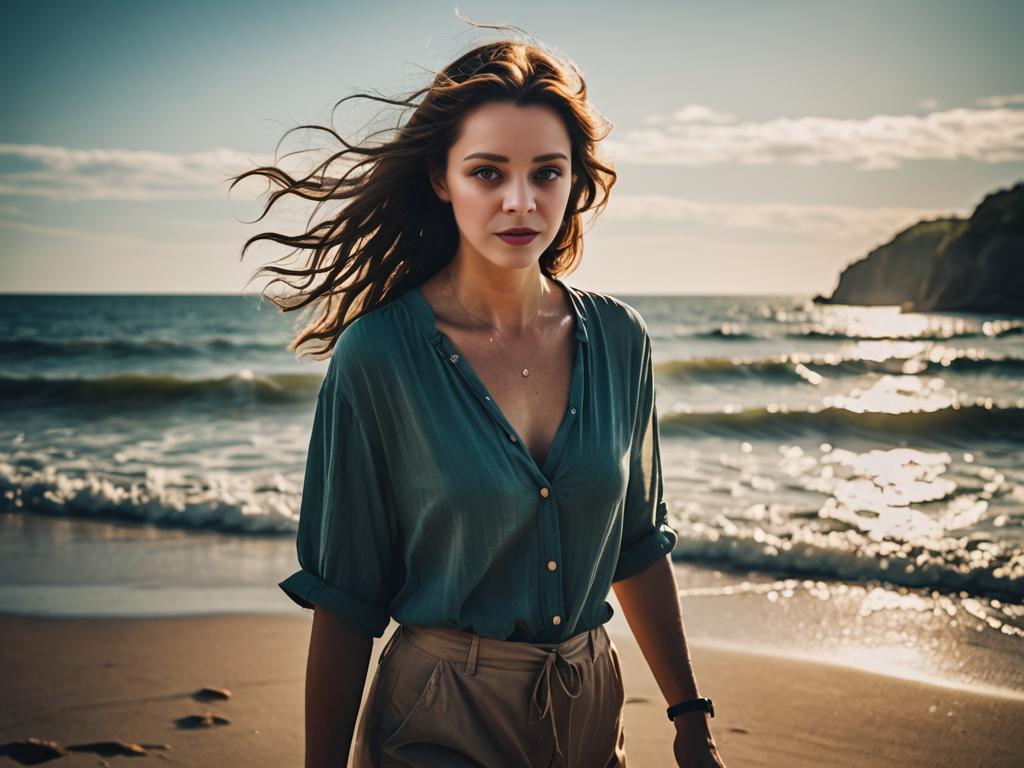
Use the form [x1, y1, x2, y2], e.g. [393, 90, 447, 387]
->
[815, 181, 1024, 314]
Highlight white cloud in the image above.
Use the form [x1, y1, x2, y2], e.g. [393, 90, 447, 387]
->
[606, 103, 1024, 169]
[3, 96, 1021, 206]
[0, 217, 235, 253]
[670, 105, 737, 125]
[0, 144, 326, 202]
[604, 194, 970, 241]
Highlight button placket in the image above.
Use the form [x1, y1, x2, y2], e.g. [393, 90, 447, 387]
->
[428, 308, 578, 643]
[537, 482, 565, 641]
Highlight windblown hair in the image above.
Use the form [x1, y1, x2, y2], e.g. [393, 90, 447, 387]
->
[229, 33, 617, 358]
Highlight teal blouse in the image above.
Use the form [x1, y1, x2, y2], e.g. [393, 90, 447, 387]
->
[278, 278, 678, 642]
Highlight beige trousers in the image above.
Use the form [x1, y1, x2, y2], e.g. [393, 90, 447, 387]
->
[350, 622, 628, 767]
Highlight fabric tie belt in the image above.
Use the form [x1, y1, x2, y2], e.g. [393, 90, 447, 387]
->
[528, 647, 584, 765]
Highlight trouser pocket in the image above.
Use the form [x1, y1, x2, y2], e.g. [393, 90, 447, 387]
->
[607, 639, 627, 711]
[375, 634, 444, 743]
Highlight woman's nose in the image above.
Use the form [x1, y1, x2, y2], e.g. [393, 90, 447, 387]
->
[502, 176, 536, 214]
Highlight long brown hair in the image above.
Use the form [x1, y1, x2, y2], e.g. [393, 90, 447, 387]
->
[229, 33, 617, 358]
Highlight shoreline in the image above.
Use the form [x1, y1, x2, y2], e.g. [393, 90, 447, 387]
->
[4, 513, 1022, 702]
[2, 612, 1023, 768]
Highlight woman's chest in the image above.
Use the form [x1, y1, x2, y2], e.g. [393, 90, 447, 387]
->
[379, 338, 636, 516]
[450, 325, 576, 470]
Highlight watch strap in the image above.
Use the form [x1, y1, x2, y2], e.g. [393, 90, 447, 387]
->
[666, 696, 714, 721]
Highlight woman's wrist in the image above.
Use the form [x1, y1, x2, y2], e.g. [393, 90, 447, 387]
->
[672, 709, 712, 732]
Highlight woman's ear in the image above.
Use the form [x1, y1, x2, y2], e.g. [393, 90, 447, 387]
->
[427, 159, 451, 204]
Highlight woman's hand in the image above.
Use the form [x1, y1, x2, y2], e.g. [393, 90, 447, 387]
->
[672, 713, 728, 767]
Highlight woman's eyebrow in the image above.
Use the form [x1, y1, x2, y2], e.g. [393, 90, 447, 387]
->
[462, 151, 569, 162]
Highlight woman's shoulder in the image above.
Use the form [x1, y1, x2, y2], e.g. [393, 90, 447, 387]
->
[570, 285, 651, 348]
[325, 295, 419, 399]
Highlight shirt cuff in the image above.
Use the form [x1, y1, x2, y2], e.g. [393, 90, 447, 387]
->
[612, 520, 678, 582]
[279, 569, 391, 638]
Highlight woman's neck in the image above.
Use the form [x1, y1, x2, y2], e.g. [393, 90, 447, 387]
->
[444, 257, 555, 335]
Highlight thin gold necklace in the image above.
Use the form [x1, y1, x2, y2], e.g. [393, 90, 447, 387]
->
[446, 265, 544, 378]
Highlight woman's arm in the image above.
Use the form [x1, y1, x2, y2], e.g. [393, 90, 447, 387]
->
[612, 554, 726, 766]
[304, 605, 374, 768]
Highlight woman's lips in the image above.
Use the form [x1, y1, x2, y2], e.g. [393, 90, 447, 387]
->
[496, 232, 538, 245]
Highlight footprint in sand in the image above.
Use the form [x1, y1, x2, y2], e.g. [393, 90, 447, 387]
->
[175, 711, 231, 729]
[179, 685, 233, 728]
[0, 737, 171, 765]
[192, 685, 232, 702]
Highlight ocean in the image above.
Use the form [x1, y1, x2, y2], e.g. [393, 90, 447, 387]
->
[2, 291, 1022, 698]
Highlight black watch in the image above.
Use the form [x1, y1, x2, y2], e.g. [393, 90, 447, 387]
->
[666, 696, 714, 721]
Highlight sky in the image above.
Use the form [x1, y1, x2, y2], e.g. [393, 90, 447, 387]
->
[1, 0, 1022, 295]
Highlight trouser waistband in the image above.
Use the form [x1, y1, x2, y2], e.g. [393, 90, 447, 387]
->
[383, 623, 611, 766]
[391, 622, 606, 673]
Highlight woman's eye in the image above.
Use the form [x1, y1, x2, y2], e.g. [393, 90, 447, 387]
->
[470, 167, 563, 182]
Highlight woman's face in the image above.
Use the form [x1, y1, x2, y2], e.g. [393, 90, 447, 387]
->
[430, 101, 573, 272]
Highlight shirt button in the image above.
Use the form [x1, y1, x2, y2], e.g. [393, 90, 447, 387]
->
[547, 560, 557, 571]
[539, 487, 549, 498]
[508, 434, 517, 442]
[552, 615, 561, 625]
[449, 354, 459, 363]
[569, 407, 576, 415]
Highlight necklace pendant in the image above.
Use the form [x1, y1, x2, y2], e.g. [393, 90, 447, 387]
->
[522, 367, 529, 377]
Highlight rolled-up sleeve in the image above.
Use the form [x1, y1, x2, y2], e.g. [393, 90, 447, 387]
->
[612, 327, 678, 582]
[278, 370, 398, 637]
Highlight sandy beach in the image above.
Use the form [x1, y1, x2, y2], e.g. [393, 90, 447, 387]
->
[2, 612, 1022, 768]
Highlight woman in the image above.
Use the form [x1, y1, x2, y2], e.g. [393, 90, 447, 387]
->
[233, 32, 727, 768]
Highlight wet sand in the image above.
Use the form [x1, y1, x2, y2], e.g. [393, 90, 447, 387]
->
[1, 612, 1022, 767]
